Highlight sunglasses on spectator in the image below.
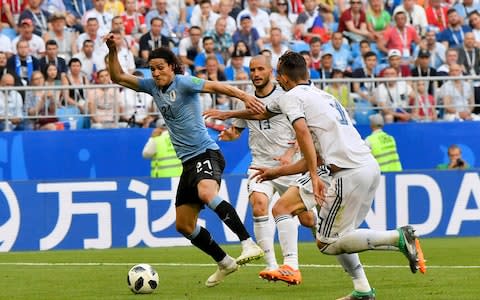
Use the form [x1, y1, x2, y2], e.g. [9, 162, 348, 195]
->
[278, 2, 288, 5]
[351, 1, 362, 4]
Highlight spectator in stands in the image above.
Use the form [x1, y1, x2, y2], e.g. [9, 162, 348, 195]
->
[72, 39, 104, 82]
[468, 11, 480, 47]
[318, 51, 333, 88]
[300, 50, 320, 79]
[437, 9, 472, 48]
[218, 0, 237, 35]
[436, 144, 470, 170]
[338, 0, 372, 43]
[43, 13, 78, 62]
[381, 49, 412, 77]
[412, 50, 438, 95]
[77, 18, 108, 58]
[376, 66, 414, 123]
[225, 50, 249, 81]
[378, 11, 420, 63]
[326, 69, 354, 117]
[453, 0, 480, 23]
[43, 63, 65, 114]
[414, 30, 446, 69]
[39, 40, 68, 78]
[0, 73, 24, 131]
[1, 0, 25, 29]
[13, 18, 46, 59]
[205, 17, 234, 63]
[0, 51, 22, 87]
[110, 16, 139, 58]
[439, 63, 480, 121]
[264, 27, 289, 68]
[64, 0, 93, 32]
[145, 0, 178, 38]
[236, 0, 270, 39]
[194, 69, 214, 112]
[270, 0, 297, 41]
[139, 17, 170, 66]
[309, 37, 322, 70]
[167, 0, 187, 33]
[87, 68, 123, 128]
[104, 0, 124, 17]
[64, 58, 89, 112]
[232, 40, 252, 67]
[178, 26, 203, 75]
[120, 70, 156, 128]
[82, 0, 113, 35]
[352, 50, 378, 104]
[425, 0, 449, 33]
[205, 55, 227, 81]
[352, 40, 373, 71]
[24, 71, 58, 130]
[7, 40, 41, 85]
[194, 36, 225, 73]
[110, 29, 135, 74]
[392, 0, 428, 36]
[232, 14, 263, 56]
[366, 0, 391, 43]
[410, 80, 437, 121]
[0, 31, 13, 56]
[121, 0, 147, 41]
[19, 0, 51, 37]
[438, 47, 459, 75]
[294, 0, 320, 41]
[191, 0, 219, 33]
[42, 0, 66, 15]
[326, 32, 353, 73]
[458, 32, 480, 114]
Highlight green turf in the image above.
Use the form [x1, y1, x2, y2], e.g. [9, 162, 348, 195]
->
[0, 237, 479, 300]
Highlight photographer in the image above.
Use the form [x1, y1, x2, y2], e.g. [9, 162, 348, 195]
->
[436, 144, 470, 170]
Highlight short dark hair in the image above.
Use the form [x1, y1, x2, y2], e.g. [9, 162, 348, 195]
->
[148, 47, 184, 74]
[277, 51, 308, 81]
[83, 39, 94, 47]
[447, 8, 457, 15]
[202, 36, 214, 44]
[68, 57, 82, 67]
[46, 39, 58, 47]
[87, 17, 98, 23]
[359, 40, 369, 47]
[363, 51, 377, 59]
[309, 37, 321, 45]
[150, 17, 163, 25]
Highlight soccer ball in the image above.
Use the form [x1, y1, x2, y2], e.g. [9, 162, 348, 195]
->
[127, 263, 159, 294]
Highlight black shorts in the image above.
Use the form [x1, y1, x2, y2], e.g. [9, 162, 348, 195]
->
[176, 149, 225, 207]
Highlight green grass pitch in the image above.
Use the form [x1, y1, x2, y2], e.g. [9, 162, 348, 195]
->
[0, 237, 479, 300]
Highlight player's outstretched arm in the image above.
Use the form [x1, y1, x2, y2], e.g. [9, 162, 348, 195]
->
[203, 108, 274, 121]
[202, 81, 264, 114]
[250, 158, 308, 182]
[105, 33, 140, 91]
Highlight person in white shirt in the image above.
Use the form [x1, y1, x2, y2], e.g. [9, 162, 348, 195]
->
[77, 18, 109, 59]
[120, 70, 156, 127]
[236, 0, 270, 39]
[190, 0, 219, 33]
[72, 39, 105, 82]
[110, 30, 136, 74]
[12, 18, 45, 58]
[215, 51, 426, 298]
[82, 0, 113, 36]
[393, 0, 428, 35]
[0, 34, 13, 56]
[0, 73, 24, 131]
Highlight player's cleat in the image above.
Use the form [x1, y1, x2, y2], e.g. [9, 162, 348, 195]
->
[258, 267, 277, 280]
[236, 242, 264, 265]
[263, 265, 302, 285]
[398, 225, 426, 274]
[415, 238, 427, 274]
[205, 256, 239, 287]
[336, 289, 376, 300]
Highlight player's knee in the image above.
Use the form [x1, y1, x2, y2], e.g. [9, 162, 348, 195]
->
[272, 201, 289, 217]
[175, 221, 195, 236]
[251, 198, 268, 216]
[316, 239, 335, 255]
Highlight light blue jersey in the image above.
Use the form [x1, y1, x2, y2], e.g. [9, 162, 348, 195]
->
[138, 75, 219, 162]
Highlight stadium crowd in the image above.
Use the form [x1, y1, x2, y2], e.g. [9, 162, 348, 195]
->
[1, 0, 480, 130]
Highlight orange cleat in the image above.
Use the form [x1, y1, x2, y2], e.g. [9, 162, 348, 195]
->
[415, 238, 427, 274]
[262, 265, 302, 285]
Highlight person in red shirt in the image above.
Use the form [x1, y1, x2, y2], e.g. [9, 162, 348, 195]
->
[121, 0, 147, 41]
[425, 0, 449, 32]
[338, 0, 373, 42]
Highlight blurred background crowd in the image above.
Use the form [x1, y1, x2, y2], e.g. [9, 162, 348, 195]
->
[1, 0, 480, 130]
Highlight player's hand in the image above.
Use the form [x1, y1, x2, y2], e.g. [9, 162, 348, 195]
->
[311, 173, 326, 206]
[219, 127, 238, 141]
[203, 109, 229, 121]
[103, 33, 115, 50]
[244, 94, 265, 114]
[273, 154, 291, 166]
[250, 166, 280, 182]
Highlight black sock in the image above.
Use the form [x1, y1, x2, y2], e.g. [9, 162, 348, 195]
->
[214, 201, 250, 241]
[190, 227, 226, 262]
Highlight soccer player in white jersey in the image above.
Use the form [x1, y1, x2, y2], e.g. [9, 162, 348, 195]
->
[235, 51, 425, 299]
[204, 55, 331, 276]
[105, 35, 266, 288]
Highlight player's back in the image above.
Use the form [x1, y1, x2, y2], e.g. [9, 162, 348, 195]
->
[280, 84, 372, 169]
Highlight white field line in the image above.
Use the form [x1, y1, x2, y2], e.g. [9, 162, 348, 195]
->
[0, 262, 479, 269]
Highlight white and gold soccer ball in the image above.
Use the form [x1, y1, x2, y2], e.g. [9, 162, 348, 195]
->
[127, 264, 159, 294]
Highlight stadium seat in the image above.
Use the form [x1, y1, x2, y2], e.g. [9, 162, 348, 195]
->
[353, 99, 376, 125]
[57, 107, 85, 129]
[1, 28, 17, 40]
[289, 40, 310, 53]
[135, 68, 152, 78]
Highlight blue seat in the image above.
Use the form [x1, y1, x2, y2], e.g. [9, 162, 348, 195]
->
[289, 41, 310, 53]
[354, 100, 376, 125]
[57, 106, 85, 129]
[1, 28, 18, 40]
[135, 68, 152, 79]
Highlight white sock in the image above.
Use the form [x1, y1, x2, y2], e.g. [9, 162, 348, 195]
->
[240, 237, 254, 249]
[218, 255, 234, 267]
[322, 229, 399, 255]
[336, 253, 371, 293]
[254, 215, 278, 269]
[275, 214, 298, 270]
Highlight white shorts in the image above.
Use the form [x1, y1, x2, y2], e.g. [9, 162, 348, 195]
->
[291, 165, 332, 211]
[247, 169, 299, 200]
[316, 158, 380, 244]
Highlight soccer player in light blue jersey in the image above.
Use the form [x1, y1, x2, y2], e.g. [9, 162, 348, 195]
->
[105, 35, 265, 287]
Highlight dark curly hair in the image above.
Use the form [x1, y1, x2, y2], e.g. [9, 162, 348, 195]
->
[148, 47, 184, 74]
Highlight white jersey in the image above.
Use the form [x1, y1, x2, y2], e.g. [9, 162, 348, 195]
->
[233, 85, 300, 168]
[267, 83, 373, 168]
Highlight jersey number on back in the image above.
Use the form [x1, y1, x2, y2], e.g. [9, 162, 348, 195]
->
[334, 101, 349, 125]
